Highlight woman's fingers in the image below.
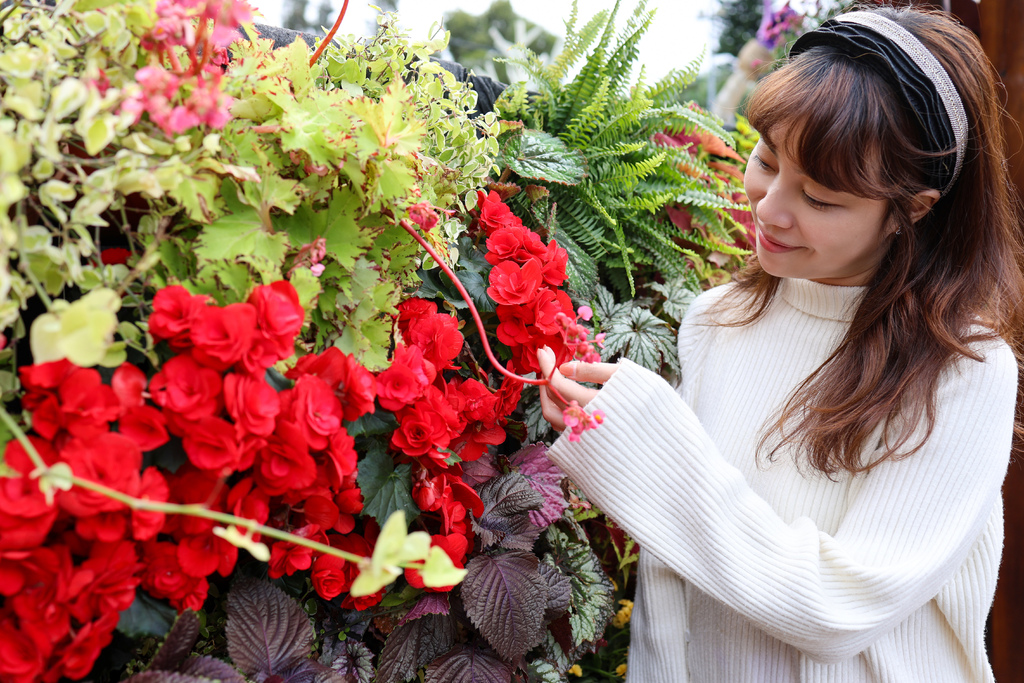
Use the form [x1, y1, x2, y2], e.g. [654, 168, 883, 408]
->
[537, 347, 601, 407]
[558, 360, 618, 384]
[539, 385, 565, 431]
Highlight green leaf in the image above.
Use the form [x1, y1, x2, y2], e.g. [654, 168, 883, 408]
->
[279, 190, 374, 270]
[526, 659, 564, 683]
[288, 266, 322, 312]
[118, 588, 178, 639]
[170, 172, 226, 224]
[602, 306, 677, 373]
[650, 276, 698, 322]
[548, 228, 597, 300]
[346, 411, 398, 438]
[350, 511, 431, 597]
[419, 546, 468, 589]
[356, 440, 419, 527]
[502, 130, 587, 186]
[194, 204, 289, 284]
[453, 269, 494, 314]
[542, 520, 615, 646]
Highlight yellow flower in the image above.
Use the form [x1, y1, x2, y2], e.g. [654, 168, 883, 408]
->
[615, 663, 628, 678]
[568, 664, 583, 676]
[611, 598, 634, 628]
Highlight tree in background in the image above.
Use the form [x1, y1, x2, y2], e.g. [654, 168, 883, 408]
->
[281, 0, 399, 32]
[281, 0, 327, 31]
[714, 0, 764, 55]
[445, 0, 557, 83]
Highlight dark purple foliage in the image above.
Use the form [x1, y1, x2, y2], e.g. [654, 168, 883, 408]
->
[425, 645, 514, 683]
[460, 551, 547, 662]
[472, 472, 544, 550]
[375, 612, 458, 683]
[509, 444, 567, 527]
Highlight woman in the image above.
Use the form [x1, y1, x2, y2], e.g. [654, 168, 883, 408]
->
[538, 6, 1022, 682]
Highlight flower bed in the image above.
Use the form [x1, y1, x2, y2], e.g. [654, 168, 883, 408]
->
[0, 0, 753, 681]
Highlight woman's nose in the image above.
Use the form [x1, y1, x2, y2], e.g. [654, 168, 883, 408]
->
[754, 180, 794, 231]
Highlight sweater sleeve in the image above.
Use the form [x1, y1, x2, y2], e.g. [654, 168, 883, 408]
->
[546, 344, 1017, 663]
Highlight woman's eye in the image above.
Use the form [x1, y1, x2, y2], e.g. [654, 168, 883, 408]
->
[753, 154, 773, 171]
[803, 193, 834, 210]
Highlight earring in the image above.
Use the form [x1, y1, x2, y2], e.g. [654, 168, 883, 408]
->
[895, 227, 902, 236]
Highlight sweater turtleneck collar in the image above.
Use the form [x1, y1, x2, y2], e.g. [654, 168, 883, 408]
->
[778, 278, 867, 323]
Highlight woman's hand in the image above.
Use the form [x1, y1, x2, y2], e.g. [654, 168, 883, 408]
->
[537, 346, 619, 432]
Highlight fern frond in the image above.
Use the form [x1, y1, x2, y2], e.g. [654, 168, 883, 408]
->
[546, 3, 607, 85]
[682, 229, 750, 256]
[585, 141, 647, 160]
[652, 144, 717, 182]
[597, 151, 667, 189]
[552, 189, 610, 254]
[619, 190, 678, 213]
[562, 76, 610, 148]
[552, 0, 623, 130]
[676, 186, 742, 211]
[604, 2, 654, 99]
[653, 104, 733, 146]
[645, 55, 704, 107]
[590, 96, 653, 146]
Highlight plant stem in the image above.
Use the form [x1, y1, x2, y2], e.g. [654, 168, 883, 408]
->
[15, 203, 55, 312]
[398, 220, 579, 408]
[0, 409, 370, 567]
[0, 0, 24, 26]
[66, 474, 369, 564]
[0, 405, 46, 470]
[308, 0, 349, 67]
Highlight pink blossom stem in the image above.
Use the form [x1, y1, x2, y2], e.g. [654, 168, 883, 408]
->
[398, 220, 575, 404]
[193, 18, 209, 72]
[308, 0, 350, 67]
[165, 46, 184, 74]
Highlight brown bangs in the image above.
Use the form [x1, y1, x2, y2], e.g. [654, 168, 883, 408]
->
[745, 46, 928, 201]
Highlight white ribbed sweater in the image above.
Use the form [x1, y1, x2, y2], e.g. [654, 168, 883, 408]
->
[548, 278, 1018, 683]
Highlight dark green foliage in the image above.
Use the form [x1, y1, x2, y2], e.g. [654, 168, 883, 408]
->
[494, 0, 744, 297]
[714, 0, 766, 56]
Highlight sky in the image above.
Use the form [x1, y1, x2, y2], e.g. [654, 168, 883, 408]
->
[246, 0, 723, 82]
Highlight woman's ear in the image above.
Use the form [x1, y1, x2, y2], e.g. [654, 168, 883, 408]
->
[910, 189, 941, 223]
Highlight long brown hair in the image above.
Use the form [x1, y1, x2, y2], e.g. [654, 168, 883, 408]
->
[727, 5, 1024, 476]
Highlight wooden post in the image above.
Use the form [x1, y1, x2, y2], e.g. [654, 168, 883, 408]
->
[980, 0, 1024, 680]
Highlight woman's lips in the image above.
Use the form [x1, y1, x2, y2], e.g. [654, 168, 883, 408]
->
[757, 227, 800, 254]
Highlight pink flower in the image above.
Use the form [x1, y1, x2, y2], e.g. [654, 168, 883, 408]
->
[562, 401, 605, 442]
[409, 202, 439, 231]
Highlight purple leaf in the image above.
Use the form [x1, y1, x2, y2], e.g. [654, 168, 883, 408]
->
[319, 639, 374, 683]
[124, 673, 210, 683]
[425, 645, 514, 683]
[376, 612, 458, 683]
[276, 659, 351, 683]
[509, 444, 567, 527]
[461, 454, 501, 487]
[148, 610, 200, 671]
[225, 578, 313, 677]
[398, 593, 450, 627]
[473, 473, 544, 550]
[536, 562, 571, 623]
[177, 657, 245, 683]
[461, 551, 547, 663]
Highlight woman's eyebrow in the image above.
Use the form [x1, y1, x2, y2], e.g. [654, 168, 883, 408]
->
[762, 140, 810, 177]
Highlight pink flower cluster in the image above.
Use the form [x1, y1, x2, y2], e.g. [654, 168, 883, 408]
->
[123, 0, 253, 135]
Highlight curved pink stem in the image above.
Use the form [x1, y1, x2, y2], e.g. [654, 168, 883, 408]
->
[308, 0, 350, 67]
[397, 220, 584, 408]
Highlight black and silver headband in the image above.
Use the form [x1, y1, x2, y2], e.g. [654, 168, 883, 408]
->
[790, 11, 967, 196]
